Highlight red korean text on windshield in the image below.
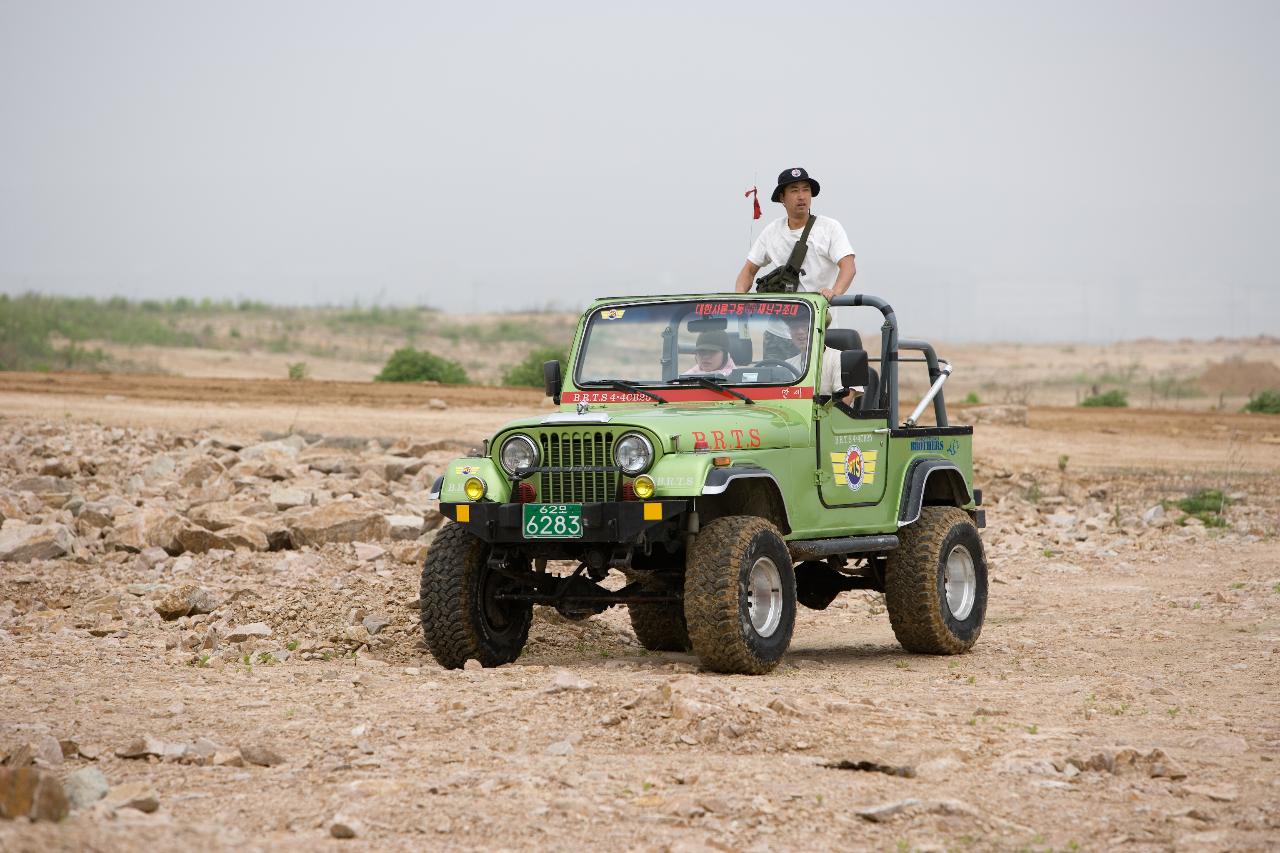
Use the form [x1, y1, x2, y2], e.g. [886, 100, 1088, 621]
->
[693, 302, 803, 317]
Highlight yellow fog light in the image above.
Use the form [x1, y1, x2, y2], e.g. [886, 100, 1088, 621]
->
[463, 476, 487, 501]
[633, 475, 656, 499]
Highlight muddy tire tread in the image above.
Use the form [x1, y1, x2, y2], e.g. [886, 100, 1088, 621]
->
[628, 602, 691, 652]
[419, 522, 529, 669]
[885, 506, 981, 654]
[685, 515, 790, 674]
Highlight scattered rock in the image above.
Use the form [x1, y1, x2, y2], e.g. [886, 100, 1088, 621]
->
[1065, 748, 1186, 779]
[116, 735, 168, 760]
[239, 744, 285, 767]
[1190, 734, 1249, 756]
[545, 740, 574, 756]
[63, 767, 109, 810]
[154, 584, 222, 620]
[386, 514, 425, 541]
[0, 522, 75, 562]
[108, 507, 186, 554]
[544, 670, 596, 693]
[225, 623, 273, 643]
[31, 735, 63, 768]
[1143, 504, 1165, 525]
[857, 798, 922, 822]
[330, 814, 364, 838]
[103, 781, 159, 813]
[0, 766, 69, 822]
[286, 502, 390, 547]
[268, 488, 311, 511]
[361, 615, 390, 636]
[1183, 784, 1238, 802]
[353, 542, 386, 562]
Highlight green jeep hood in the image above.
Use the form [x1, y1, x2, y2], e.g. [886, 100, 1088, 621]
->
[494, 402, 811, 452]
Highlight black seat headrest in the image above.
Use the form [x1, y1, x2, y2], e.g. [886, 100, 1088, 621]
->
[825, 329, 863, 351]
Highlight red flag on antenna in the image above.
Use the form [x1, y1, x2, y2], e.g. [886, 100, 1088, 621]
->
[745, 186, 761, 220]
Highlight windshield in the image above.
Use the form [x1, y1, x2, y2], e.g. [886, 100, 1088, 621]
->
[574, 299, 813, 387]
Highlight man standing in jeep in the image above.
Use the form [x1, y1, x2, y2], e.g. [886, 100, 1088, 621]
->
[733, 167, 856, 300]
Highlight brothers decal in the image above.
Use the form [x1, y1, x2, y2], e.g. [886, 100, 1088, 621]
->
[830, 446, 877, 491]
[909, 438, 945, 452]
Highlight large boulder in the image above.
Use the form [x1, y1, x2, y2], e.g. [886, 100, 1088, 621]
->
[107, 507, 186, 554]
[0, 522, 75, 562]
[177, 522, 269, 554]
[286, 502, 390, 547]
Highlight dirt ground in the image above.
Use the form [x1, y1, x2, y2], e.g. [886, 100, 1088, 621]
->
[2, 371, 1279, 851]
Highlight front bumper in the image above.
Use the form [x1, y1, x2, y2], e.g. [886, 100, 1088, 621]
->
[440, 500, 691, 545]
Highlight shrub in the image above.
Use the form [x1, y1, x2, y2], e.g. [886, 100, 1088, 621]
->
[964, 391, 981, 404]
[1243, 389, 1280, 414]
[1174, 488, 1230, 527]
[503, 347, 569, 387]
[287, 362, 308, 381]
[1080, 389, 1128, 408]
[376, 347, 468, 384]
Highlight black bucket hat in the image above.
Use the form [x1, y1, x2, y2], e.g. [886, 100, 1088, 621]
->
[770, 166, 821, 203]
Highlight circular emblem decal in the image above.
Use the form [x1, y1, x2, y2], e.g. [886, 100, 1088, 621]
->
[844, 445, 864, 491]
[791, 168, 802, 177]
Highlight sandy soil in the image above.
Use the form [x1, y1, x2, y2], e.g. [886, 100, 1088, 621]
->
[2, 374, 1279, 851]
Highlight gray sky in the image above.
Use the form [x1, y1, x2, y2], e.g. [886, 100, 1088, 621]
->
[2, 1, 1277, 341]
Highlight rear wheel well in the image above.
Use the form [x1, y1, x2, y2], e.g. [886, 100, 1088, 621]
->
[696, 478, 791, 535]
[923, 468, 969, 508]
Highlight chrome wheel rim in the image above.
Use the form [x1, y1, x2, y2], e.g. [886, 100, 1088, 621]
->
[747, 556, 783, 637]
[944, 544, 977, 621]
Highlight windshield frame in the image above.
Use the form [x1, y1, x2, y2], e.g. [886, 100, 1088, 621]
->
[572, 296, 815, 390]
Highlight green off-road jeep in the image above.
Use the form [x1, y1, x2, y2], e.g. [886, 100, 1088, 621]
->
[422, 292, 986, 674]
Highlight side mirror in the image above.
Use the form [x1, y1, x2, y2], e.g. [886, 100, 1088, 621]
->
[839, 349, 870, 392]
[542, 360, 562, 405]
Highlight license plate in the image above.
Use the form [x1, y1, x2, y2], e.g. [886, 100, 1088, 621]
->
[522, 504, 583, 539]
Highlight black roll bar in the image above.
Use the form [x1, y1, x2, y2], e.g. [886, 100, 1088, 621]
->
[830, 294, 899, 424]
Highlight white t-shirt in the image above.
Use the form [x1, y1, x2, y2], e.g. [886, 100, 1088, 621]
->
[747, 214, 855, 294]
[786, 350, 859, 397]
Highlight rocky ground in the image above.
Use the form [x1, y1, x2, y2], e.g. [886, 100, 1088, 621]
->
[2, 391, 1279, 851]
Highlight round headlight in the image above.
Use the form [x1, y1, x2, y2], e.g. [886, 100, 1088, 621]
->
[614, 432, 654, 475]
[463, 476, 487, 501]
[499, 434, 539, 474]
[632, 474, 656, 499]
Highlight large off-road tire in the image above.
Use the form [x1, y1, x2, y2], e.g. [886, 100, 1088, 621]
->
[885, 507, 987, 654]
[684, 516, 796, 674]
[419, 522, 532, 669]
[628, 602, 691, 652]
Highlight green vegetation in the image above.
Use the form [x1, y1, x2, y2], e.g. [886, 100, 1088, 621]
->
[963, 391, 981, 404]
[502, 346, 568, 387]
[287, 362, 308, 381]
[375, 346, 469, 384]
[1080, 389, 1128, 408]
[1174, 488, 1230, 527]
[1243, 389, 1280, 414]
[325, 304, 437, 337]
[0, 292, 203, 371]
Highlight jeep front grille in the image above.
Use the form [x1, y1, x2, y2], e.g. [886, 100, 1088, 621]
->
[538, 430, 619, 503]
